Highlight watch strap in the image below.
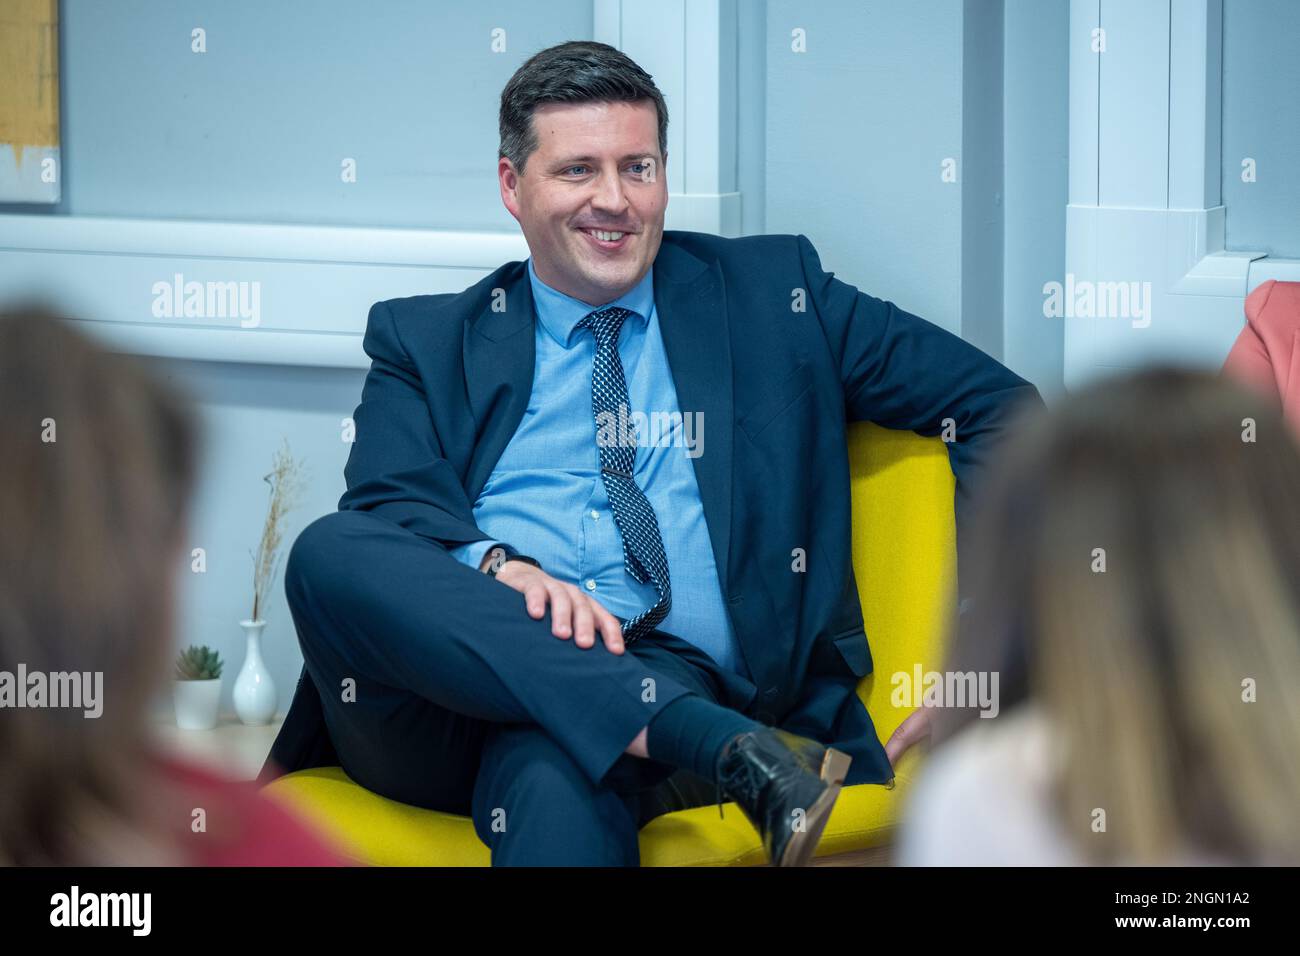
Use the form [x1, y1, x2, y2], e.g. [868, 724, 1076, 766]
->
[485, 544, 540, 577]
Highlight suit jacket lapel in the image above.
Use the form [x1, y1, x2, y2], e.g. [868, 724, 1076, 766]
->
[462, 262, 535, 500]
[653, 240, 735, 593]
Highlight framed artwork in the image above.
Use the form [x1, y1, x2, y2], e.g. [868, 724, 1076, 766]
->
[0, 0, 60, 203]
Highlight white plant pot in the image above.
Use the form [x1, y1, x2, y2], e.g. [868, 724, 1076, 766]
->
[233, 619, 277, 726]
[173, 678, 222, 730]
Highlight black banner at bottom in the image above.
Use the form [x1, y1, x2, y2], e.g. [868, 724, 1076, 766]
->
[0, 865, 1283, 942]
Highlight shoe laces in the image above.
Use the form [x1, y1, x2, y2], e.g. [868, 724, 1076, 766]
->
[713, 733, 766, 820]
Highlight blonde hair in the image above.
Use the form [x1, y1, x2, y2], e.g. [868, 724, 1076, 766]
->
[936, 368, 1300, 864]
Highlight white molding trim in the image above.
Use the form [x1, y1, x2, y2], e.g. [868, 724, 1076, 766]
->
[1164, 204, 1268, 297]
[1172, 250, 1266, 297]
[1067, 0, 1100, 206]
[1062, 0, 1292, 387]
[1249, 257, 1300, 285]
[665, 191, 743, 235]
[2, 214, 528, 268]
[596, 0, 741, 210]
[0, 215, 530, 369]
[0, 195, 742, 368]
[593, 0, 622, 47]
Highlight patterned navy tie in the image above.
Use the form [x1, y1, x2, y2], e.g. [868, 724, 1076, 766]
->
[578, 305, 672, 643]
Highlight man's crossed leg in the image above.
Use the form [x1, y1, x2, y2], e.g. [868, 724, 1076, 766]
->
[285, 509, 843, 865]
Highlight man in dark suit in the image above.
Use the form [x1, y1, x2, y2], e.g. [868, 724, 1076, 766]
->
[260, 40, 1041, 866]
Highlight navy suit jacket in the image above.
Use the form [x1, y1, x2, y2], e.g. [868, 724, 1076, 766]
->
[261, 230, 1041, 788]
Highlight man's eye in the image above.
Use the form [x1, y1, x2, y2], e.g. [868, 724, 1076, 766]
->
[629, 163, 647, 175]
[565, 165, 588, 176]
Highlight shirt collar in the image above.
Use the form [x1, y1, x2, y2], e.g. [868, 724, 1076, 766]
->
[527, 257, 653, 349]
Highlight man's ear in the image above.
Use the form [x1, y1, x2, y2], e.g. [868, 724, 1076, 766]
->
[499, 157, 522, 220]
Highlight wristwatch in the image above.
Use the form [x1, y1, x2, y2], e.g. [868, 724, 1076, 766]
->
[484, 544, 541, 578]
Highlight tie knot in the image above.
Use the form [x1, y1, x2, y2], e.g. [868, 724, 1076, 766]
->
[580, 306, 633, 348]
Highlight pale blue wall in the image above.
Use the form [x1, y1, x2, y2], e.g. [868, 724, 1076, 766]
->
[961, 0, 1006, 361]
[160, 359, 362, 721]
[60, 0, 589, 229]
[765, 0, 966, 338]
[764, 0, 1066, 395]
[1222, 0, 1300, 258]
[1002, 0, 1067, 398]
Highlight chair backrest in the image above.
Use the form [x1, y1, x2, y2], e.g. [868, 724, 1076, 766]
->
[845, 422, 957, 744]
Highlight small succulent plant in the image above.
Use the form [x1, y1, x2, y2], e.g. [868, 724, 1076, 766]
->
[175, 645, 223, 681]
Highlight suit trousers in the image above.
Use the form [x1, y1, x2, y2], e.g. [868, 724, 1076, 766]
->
[283, 508, 759, 865]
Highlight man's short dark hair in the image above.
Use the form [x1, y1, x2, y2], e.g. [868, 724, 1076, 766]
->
[499, 40, 669, 175]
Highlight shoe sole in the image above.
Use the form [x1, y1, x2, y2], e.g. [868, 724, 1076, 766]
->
[819, 747, 852, 786]
[775, 747, 852, 867]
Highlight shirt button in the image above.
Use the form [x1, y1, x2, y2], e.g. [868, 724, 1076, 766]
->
[589, 510, 600, 520]
[585, 579, 597, 591]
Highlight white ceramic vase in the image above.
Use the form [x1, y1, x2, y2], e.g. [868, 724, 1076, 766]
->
[232, 619, 277, 725]
[173, 678, 222, 730]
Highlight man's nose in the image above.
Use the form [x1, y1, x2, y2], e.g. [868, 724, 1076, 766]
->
[590, 166, 629, 214]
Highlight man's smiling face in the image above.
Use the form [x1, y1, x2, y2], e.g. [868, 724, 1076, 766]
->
[499, 99, 667, 307]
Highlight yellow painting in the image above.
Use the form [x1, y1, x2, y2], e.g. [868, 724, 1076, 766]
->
[0, 0, 60, 202]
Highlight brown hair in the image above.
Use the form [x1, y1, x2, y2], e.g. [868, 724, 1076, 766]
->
[499, 40, 669, 175]
[935, 367, 1300, 864]
[0, 305, 209, 864]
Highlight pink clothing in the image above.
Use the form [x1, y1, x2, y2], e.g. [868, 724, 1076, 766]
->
[152, 752, 351, 866]
[1222, 279, 1300, 439]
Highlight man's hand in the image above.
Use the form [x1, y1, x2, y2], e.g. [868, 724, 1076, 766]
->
[884, 707, 933, 768]
[491, 560, 627, 654]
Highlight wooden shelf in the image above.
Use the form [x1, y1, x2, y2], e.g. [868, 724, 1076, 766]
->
[151, 713, 285, 782]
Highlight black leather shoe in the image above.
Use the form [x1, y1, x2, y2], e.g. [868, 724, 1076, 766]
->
[714, 727, 852, 866]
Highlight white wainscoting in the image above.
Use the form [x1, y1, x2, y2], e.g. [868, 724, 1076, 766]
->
[0, 215, 530, 369]
[0, 202, 746, 368]
[1065, 0, 1299, 388]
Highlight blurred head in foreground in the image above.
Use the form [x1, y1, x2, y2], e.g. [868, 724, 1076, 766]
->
[0, 305, 199, 864]
[921, 367, 1300, 865]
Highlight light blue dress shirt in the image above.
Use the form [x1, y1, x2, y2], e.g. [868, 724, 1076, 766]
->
[449, 257, 747, 677]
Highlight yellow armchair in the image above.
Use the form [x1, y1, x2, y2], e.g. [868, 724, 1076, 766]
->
[262, 422, 957, 865]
